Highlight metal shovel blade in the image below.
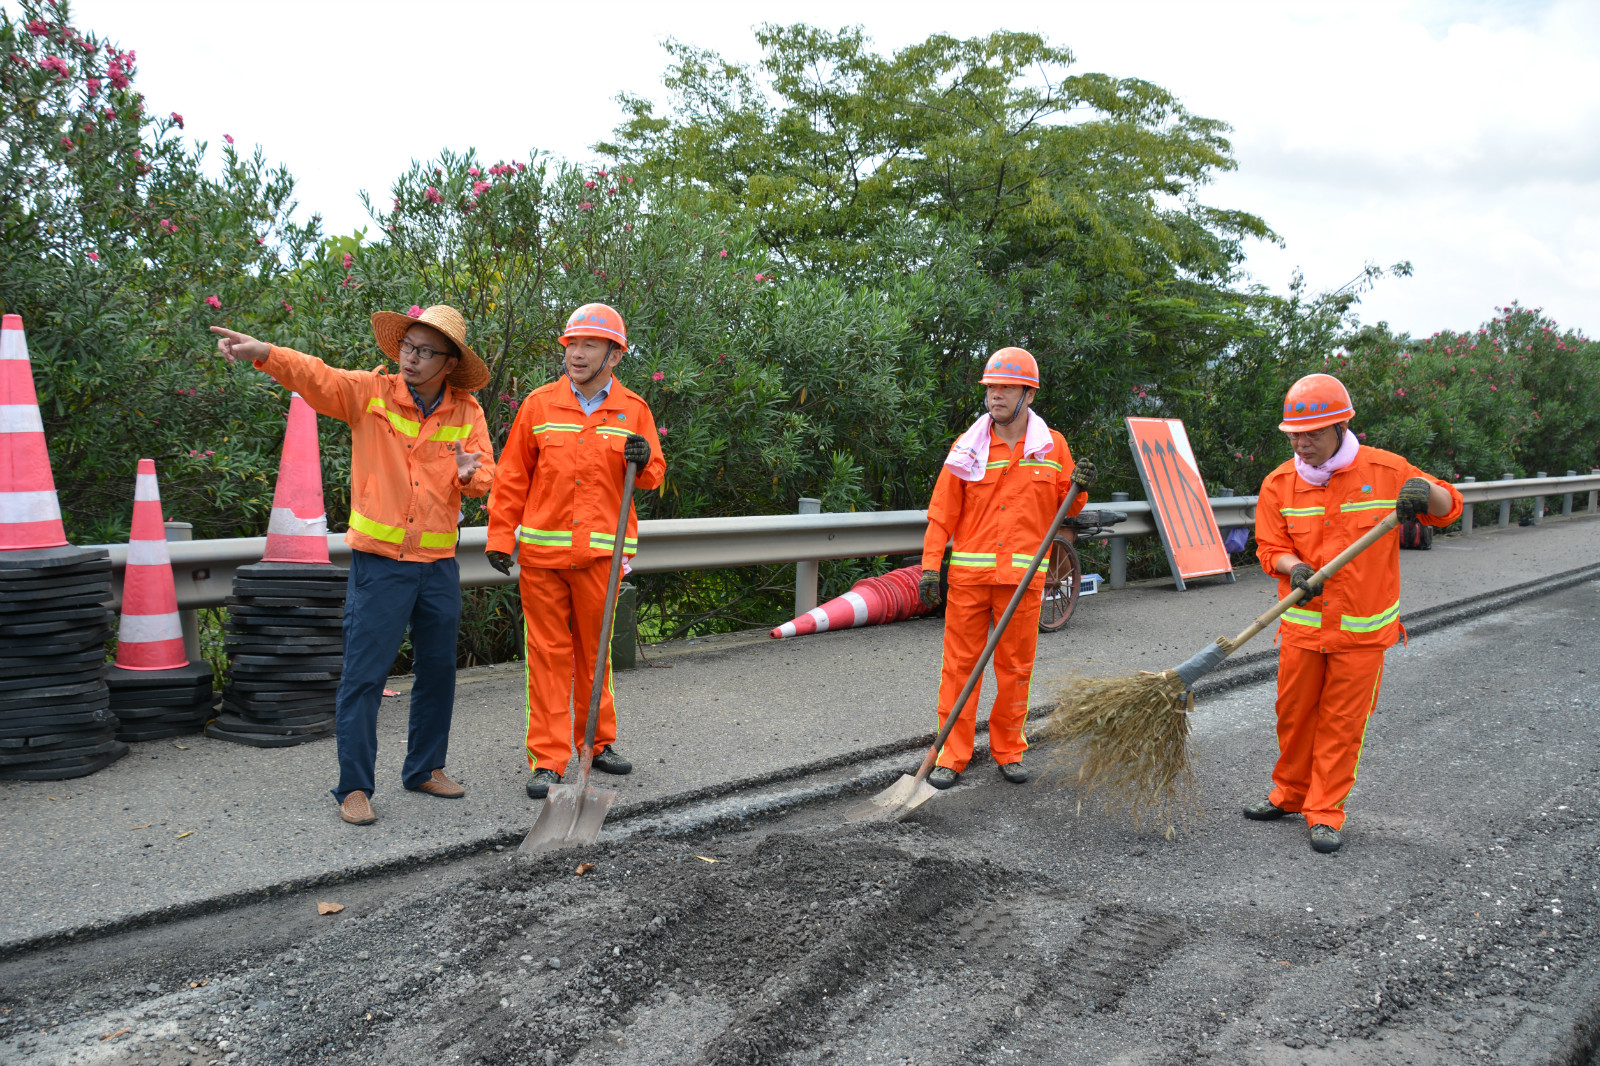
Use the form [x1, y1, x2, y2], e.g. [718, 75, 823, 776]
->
[518, 781, 618, 854]
[843, 773, 940, 823]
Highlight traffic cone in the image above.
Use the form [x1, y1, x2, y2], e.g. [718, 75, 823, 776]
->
[0, 313, 68, 550]
[770, 564, 933, 638]
[261, 392, 329, 564]
[115, 458, 188, 670]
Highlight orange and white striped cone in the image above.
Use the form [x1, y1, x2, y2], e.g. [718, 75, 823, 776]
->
[0, 313, 68, 550]
[770, 565, 933, 639]
[116, 459, 188, 670]
[261, 392, 329, 564]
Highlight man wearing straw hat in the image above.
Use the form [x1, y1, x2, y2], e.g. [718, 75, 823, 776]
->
[1247, 372, 1460, 853]
[211, 306, 495, 826]
[916, 347, 1094, 789]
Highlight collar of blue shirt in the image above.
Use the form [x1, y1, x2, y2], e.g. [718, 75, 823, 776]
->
[567, 374, 614, 417]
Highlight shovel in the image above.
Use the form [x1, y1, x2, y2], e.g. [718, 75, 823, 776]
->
[846, 481, 1085, 822]
[519, 460, 638, 854]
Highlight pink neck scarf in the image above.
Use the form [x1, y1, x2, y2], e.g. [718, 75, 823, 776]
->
[1294, 429, 1360, 486]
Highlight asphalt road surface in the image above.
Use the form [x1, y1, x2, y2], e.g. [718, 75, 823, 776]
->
[3, 581, 1599, 1066]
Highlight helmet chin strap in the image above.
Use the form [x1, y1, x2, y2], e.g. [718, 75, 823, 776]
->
[568, 342, 616, 388]
[992, 389, 1031, 428]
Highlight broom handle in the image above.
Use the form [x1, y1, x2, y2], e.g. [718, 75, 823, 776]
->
[1222, 511, 1400, 653]
[913, 482, 1085, 780]
[577, 460, 637, 775]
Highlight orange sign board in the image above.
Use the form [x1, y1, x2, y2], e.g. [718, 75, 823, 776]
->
[1126, 417, 1233, 588]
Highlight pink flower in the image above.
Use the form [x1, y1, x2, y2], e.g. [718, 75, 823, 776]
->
[59, 136, 73, 149]
[102, 107, 114, 120]
[281, 300, 293, 313]
[516, 162, 525, 172]
[86, 251, 98, 262]
[424, 186, 442, 204]
[1358, 432, 1367, 440]
[85, 77, 99, 95]
[408, 305, 423, 317]
[158, 218, 175, 233]
[256, 236, 265, 245]
[340, 275, 354, 288]
[205, 450, 214, 457]
[608, 187, 617, 196]
[472, 180, 490, 196]
[585, 180, 596, 189]
[1395, 388, 1406, 397]
[462, 199, 476, 213]
[205, 295, 221, 309]
[39, 55, 69, 79]
[624, 224, 633, 231]
[342, 252, 353, 269]
[579, 201, 593, 211]
[223, 134, 234, 144]
[468, 167, 480, 177]
[26, 19, 51, 36]
[719, 249, 728, 258]
[753, 274, 765, 282]
[625, 176, 633, 184]
[651, 372, 665, 381]
[1490, 384, 1498, 391]
[719, 353, 727, 361]
[657, 427, 668, 437]
[597, 169, 608, 178]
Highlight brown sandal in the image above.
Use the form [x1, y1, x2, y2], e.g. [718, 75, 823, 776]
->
[340, 791, 375, 825]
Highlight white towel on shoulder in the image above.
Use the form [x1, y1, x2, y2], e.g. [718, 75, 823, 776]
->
[944, 410, 1054, 483]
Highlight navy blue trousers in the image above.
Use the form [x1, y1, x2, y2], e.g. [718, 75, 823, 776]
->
[332, 550, 461, 801]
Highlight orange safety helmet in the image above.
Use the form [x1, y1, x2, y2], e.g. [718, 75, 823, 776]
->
[980, 347, 1040, 389]
[559, 302, 628, 350]
[1279, 372, 1355, 433]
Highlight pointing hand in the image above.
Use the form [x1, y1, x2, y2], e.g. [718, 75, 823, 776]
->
[208, 325, 269, 364]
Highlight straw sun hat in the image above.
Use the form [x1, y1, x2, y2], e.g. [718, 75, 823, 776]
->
[369, 304, 490, 391]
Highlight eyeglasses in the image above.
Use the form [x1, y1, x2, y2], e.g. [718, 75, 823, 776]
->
[399, 340, 451, 362]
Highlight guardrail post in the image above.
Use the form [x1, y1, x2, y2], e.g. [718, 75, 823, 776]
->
[611, 582, 637, 669]
[1500, 474, 1513, 528]
[1109, 491, 1129, 590]
[1592, 469, 1599, 514]
[794, 498, 821, 616]
[1534, 472, 1547, 524]
[1460, 477, 1474, 535]
[164, 521, 202, 662]
[1563, 471, 1576, 516]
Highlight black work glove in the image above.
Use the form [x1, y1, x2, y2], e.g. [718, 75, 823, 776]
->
[1395, 476, 1433, 523]
[1070, 458, 1097, 489]
[486, 550, 514, 576]
[917, 570, 942, 608]
[1289, 563, 1322, 600]
[624, 432, 651, 468]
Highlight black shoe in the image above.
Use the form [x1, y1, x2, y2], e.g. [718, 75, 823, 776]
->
[1310, 824, 1343, 853]
[998, 762, 1029, 784]
[592, 745, 632, 776]
[1242, 798, 1291, 821]
[526, 768, 562, 799]
[928, 766, 959, 790]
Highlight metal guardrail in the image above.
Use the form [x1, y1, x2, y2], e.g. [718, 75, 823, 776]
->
[91, 472, 1600, 611]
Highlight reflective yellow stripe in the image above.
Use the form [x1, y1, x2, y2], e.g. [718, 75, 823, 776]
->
[1279, 506, 1325, 517]
[530, 422, 581, 435]
[589, 532, 639, 552]
[594, 427, 631, 439]
[1339, 499, 1397, 513]
[419, 530, 459, 549]
[516, 526, 573, 547]
[949, 552, 996, 567]
[1010, 554, 1038, 569]
[1341, 599, 1400, 633]
[365, 397, 420, 438]
[348, 510, 405, 544]
[1020, 459, 1063, 471]
[1282, 606, 1322, 628]
[984, 460, 1009, 470]
[427, 424, 473, 443]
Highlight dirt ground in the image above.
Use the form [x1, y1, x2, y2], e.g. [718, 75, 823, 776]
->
[3, 583, 1600, 1066]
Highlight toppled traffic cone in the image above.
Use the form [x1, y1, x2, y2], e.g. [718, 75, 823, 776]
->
[114, 459, 187, 671]
[262, 392, 329, 564]
[0, 313, 68, 550]
[771, 564, 933, 638]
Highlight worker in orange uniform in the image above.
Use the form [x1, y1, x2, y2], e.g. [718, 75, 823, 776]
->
[485, 303, 665, 799]
[210, 306, 495, 826]
[1249, 372, 1461, 853]
[917, 348, 1094, 788]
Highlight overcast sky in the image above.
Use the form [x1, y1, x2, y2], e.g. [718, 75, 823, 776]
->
[64, 0, 1600, 339]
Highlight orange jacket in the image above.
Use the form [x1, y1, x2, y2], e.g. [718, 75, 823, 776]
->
[254, 346, 495, 563]
[486, 377, 665, 569]
[921, 431, 1083, 587]
[1254, 445, 1462, 651]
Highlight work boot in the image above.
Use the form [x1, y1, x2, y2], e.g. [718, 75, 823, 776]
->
[412, 768, 465, 799]
[1309, 824, 1343, 853]
[1242, 798, 1291, 821]
[592, 746, 632, 776]
[998, 762, 1029, 784]
[339, 791, 375, 826]
[526, 769, 562, 800]
[928, 766, 959, 790]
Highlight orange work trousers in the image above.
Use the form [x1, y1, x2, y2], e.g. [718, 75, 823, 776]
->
[1268, 644, 1387, 830]
[934, 583, 1042, 772]
[519, 564, 618, 775]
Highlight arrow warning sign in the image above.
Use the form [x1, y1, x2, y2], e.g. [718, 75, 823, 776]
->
[1126, 416, 1233, 589]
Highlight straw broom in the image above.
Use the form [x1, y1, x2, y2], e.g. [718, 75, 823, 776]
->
[1036, 511, 1402, 831]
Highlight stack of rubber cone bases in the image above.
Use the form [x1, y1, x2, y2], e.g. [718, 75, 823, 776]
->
[0, 314, 123, 778]
[207, 393, 345, 747]
[106, 459, 219, 741]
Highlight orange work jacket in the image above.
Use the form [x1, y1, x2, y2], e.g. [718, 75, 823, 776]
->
[486, 377, 665, 569]
[921, 431, 1083, 587]
[1254, 445, 1462, 652]
[255, 346, 495, 563]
